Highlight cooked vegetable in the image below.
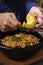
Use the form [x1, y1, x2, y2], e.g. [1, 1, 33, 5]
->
[1, 33, 40, 48]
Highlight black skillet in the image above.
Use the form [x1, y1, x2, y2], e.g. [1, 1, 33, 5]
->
[0, 30, 43, 60]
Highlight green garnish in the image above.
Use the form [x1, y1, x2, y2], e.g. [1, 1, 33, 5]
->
[12, 35, 22, 41]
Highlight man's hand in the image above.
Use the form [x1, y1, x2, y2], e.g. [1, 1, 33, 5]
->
[0, 13, 21, 32]
[26, 7, 43, 28]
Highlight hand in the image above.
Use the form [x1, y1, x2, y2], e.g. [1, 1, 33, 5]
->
[26, 7, 43, 28]
[0, 13, 21, 32]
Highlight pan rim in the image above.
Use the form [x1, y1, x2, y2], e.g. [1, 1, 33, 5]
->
[0, 30, 43, 50]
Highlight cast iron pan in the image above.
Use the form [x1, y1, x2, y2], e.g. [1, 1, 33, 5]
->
[0, 30, 43, 60]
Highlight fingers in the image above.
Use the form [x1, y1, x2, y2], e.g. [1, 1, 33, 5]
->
[6, 13, 21, 31]
[9, 16, 22, 29]
[39, 7, 43, 12]
[11, 13, 22, 28]
[26, 7, 43, 29]
[7, 17, 17, 29]
[7, 20, 18, 30]
[35, 8, 43, 18]
[36, 17, 43, 28]
[29, 7, 43, 18]
[35, 9, 43, 18]
[10, 13, 17, 20]
[0, 22, 13, 32]
[0, 13, 22, 32]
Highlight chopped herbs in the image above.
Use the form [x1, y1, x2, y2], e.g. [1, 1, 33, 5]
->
[12, 35, 22, 41]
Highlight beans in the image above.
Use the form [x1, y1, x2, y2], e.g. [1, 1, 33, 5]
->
[1, 33, 40, 48]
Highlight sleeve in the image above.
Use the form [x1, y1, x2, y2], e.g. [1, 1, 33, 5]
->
[26, 0, 39, 14]
[0, 2, 11, 13]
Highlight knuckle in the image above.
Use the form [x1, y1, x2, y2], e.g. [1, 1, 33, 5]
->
[6, 16, 10, 20]
[15, 23, 18, 27]
[6, 13, 11, 20]
[4, 21, 7, 26]
[10, 13, 13, 16]
[11, 13, 14, 15]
